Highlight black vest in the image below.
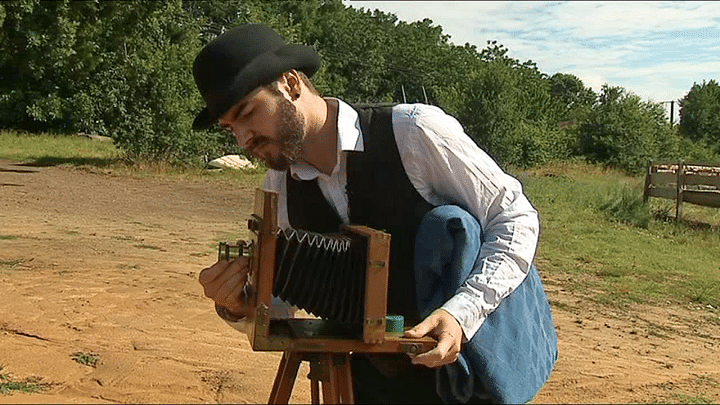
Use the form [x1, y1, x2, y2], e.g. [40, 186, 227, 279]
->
[286, 105, 434, 323]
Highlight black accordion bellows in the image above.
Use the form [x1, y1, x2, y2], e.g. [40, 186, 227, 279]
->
[274, 228, 367, 325]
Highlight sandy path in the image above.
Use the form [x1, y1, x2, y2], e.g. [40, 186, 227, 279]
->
[1, 160, 718, 403]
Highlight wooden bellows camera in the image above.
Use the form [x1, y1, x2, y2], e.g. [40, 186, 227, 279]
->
[218, 189, 435, 355]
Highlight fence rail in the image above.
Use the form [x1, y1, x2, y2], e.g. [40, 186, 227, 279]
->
[643, 161, 720, 219]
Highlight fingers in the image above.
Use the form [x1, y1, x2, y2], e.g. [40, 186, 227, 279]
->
[199, 256, 251, 312]
[199, 256, 249, 289]
[410, 331, 460, 367]
[404, 309, 463, 368]
[213, 271, 247, 309]
[198, 259, 231, 286]
[404, 315, 435, 338]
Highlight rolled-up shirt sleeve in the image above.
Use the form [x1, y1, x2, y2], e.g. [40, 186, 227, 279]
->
[392, 104, 540, 341]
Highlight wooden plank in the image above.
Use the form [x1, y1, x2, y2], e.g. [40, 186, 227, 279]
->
[650, 171, 720, 188]
[646, 161, 720, 211]
[649, 172, 676, 185]
[250, 189, 279, 349]
[683, 175, 720, 188]
[650, 162, 720, 172]
[683, 190, 720, 208]
[268, 351, 301, 404]
[682, 161, 720, 168]
[251, 318, 437, 353]
[647, 187, 676, 200]
[342, 224, 391, 345]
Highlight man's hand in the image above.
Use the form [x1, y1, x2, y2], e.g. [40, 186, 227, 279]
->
[403, 309, 463, 368]
[198, 256, 252, 317]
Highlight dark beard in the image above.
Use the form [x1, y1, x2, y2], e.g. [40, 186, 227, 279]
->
[266, 95, 304, 171]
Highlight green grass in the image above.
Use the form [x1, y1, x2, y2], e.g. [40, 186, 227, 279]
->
[518, 161, 720, 309]
[71, 352, 99, 368]
[0, 130, 120, 167]
[653, 374, 719, 404]
[0, 235, 19, 240]
[0, 259, 24, 268]
[0, 129, 266, 184]
[112, 235, 141, 242]
[216, 229, 252, 244]
[0, 366, 51, 395]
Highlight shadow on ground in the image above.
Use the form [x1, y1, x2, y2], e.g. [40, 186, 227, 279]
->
[16, 156, 120, 168]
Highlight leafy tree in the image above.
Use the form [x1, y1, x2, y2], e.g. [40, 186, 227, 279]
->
[548, 73, 597, 122]
[440, 41, 574, 167]
[3, 0, 708, 170]
[579, 85, 678, 174]
[0, 0, 242, 164]
[679, 79, 720, 154]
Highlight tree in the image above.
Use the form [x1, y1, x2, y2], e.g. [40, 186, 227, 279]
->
[579, 85, 678, 174]
[548, 73, 596, 122]
[4, 0, 706, 169]
[440, 41, 576, 168]
[0, 0, 242, 163]
[679, 79, 720, 154]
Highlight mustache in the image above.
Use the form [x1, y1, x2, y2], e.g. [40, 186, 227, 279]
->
[246, 136, 271, 152]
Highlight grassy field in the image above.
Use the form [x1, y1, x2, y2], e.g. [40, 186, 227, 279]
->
[0, 130, 266, 185]
[0, 130, 121, 166]
[518, 161, 720, 311]
[2, 130, 719, 309]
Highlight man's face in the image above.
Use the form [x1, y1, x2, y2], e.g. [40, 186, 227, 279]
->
[218, 85, 304, 171]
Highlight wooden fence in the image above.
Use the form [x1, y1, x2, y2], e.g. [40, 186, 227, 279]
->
[643, 161, 720, 219]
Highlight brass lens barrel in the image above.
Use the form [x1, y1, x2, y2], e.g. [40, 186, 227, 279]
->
[217, 241, 252, 261]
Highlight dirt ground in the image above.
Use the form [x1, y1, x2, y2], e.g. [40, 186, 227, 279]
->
[1, 159, 718, 404]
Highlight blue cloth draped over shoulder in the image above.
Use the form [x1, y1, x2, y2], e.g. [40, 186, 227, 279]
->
[414, 205, 558, 404]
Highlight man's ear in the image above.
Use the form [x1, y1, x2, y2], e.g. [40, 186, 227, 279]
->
[281, 69, 302, 101]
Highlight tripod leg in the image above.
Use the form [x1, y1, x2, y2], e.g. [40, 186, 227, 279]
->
[269, 351, 302, 404]
[335, 354, 354, 404]
[317, 355, 339, 404]
[311, 379, 320, 404]
[307, 353, 355, 404]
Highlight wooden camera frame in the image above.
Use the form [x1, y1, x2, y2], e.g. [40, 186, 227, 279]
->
[224, 189, 435, 355]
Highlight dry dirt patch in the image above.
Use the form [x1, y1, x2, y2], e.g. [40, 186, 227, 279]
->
[1, 160, 718, 404]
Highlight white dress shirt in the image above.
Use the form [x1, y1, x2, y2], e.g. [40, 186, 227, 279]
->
[256, 99, 540, 341]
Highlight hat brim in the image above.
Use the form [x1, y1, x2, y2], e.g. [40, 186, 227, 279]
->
[192, 44, 320, 130]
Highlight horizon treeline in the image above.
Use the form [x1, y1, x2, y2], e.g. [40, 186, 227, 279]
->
[1, 0, 718, 173]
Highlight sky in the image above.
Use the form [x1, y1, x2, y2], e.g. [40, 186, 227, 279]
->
[344, 1, 720, 123]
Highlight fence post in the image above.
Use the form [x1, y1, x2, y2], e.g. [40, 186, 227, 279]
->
[675, 161, 685, 220]
[643, 160, 652, 203]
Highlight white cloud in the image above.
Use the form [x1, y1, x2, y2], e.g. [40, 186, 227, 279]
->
[345, 1, 720, 102]
[574, 71, 608, 94]
[350, 1, 720, 40]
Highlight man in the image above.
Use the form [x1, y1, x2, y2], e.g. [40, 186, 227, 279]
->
[195, 24, 556, 404]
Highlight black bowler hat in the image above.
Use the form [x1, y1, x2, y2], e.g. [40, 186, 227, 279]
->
[191, 24, 320, 129]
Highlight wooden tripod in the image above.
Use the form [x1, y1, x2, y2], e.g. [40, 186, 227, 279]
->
[269, 351, 355, 404]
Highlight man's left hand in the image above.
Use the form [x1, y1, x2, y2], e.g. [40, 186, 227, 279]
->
[403, 308, 463, 368]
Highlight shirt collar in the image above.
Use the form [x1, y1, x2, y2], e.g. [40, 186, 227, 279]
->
[289, 98, 364, 181]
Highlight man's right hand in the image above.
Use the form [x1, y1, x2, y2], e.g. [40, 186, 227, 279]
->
[199, 256, 252, 318]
